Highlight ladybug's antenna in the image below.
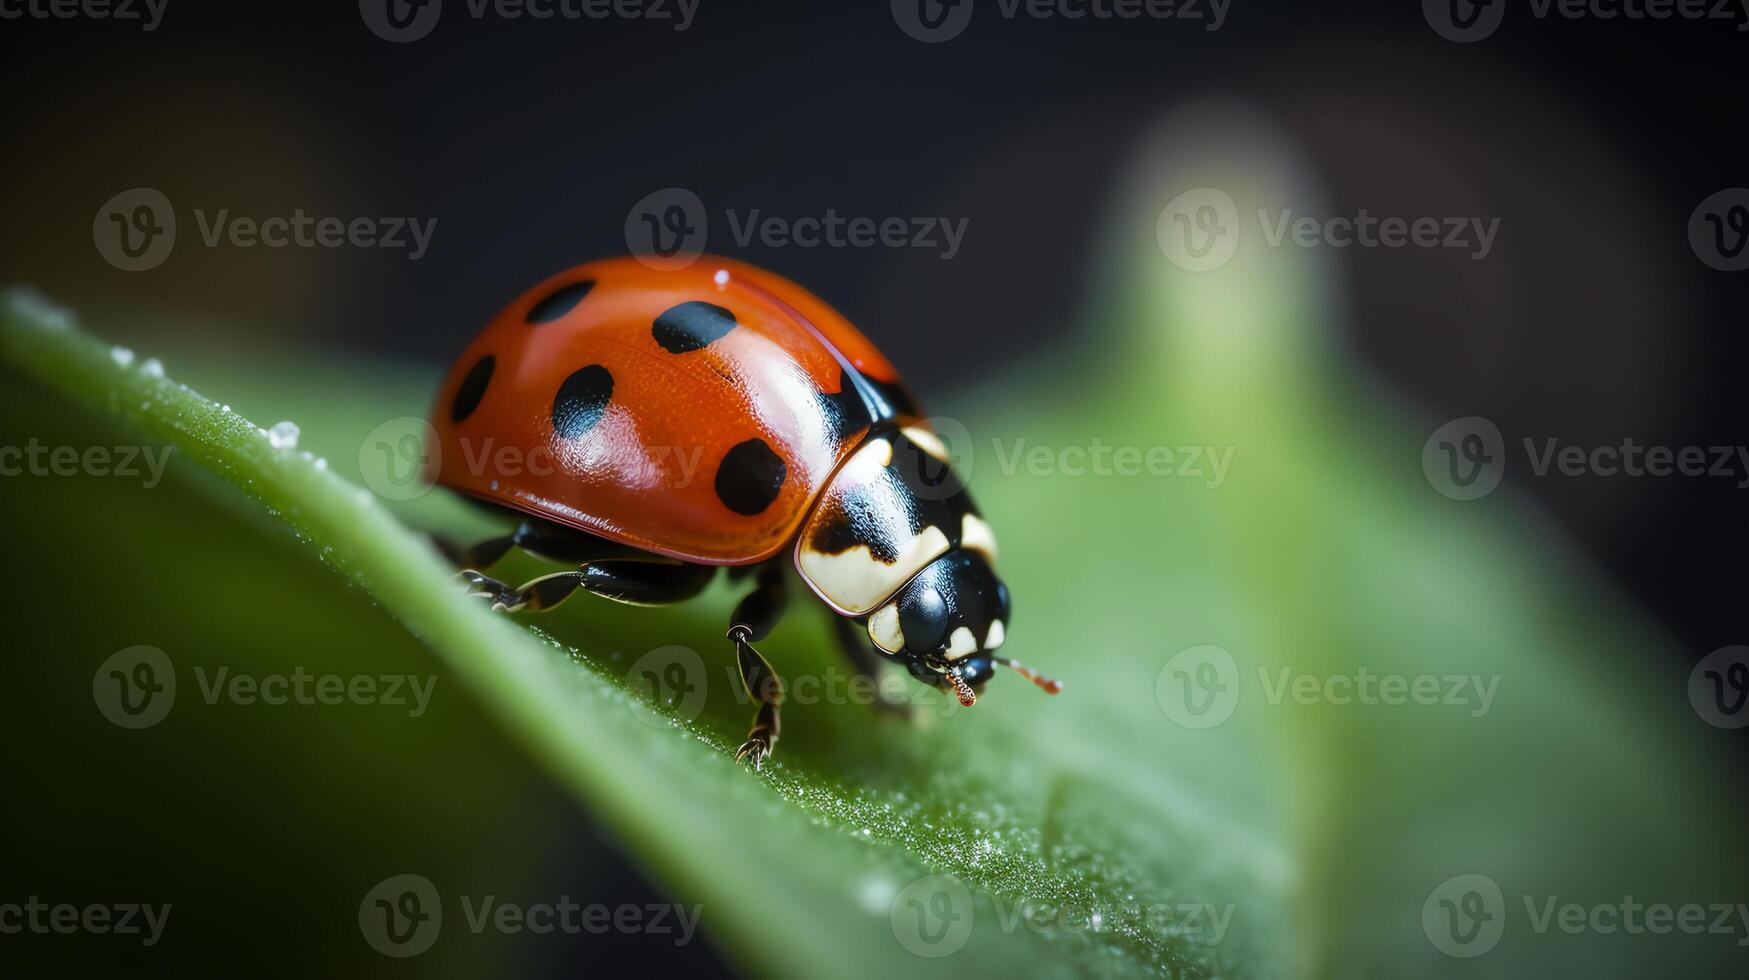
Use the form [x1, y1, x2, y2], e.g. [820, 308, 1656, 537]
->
[996, 657, 1064, 695]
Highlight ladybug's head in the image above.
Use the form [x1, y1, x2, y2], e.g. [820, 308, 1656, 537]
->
[865, 550, 1061, 706]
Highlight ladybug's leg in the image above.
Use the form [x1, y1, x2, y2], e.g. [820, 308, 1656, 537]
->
[728, 566, 788, 769]
[466, 560, 714, 614]
[828, 616, 914, 720]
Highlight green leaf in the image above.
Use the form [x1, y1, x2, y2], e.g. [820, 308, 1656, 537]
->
[0, 290, 1265, 978]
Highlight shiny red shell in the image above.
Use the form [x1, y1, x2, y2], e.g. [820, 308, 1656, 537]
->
[426, 256, 919, 565]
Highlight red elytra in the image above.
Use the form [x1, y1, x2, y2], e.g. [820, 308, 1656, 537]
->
[426, 255, 922, 565]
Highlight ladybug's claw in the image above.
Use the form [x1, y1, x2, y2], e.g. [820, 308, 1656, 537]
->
[734, 733, 773, 770]
[727, 568, 787, 773]
[455, 570, 524, 612]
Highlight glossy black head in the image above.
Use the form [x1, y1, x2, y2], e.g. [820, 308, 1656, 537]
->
[866, 550, 1011, 698]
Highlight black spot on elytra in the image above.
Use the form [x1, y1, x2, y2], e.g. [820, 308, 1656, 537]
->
[653, 301, 737, 353]
[714, 438, 786, 515]
[451, 355, 495, 423]
[551, 364, 613, 439]
[526, 280, 596, 324]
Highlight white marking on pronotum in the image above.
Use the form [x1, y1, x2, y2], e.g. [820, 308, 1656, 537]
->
[800, 526, 950, 614]
[984, 619, 1005, 650]
[868, 603, 905, 653]
[945, 626, 979, 661]
[796, 434, 951, 612]
[960, 513, 998, 562]
[901, 426, 950, 462]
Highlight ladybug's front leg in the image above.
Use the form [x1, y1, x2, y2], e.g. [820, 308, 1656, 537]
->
[728, 566, 788, 770]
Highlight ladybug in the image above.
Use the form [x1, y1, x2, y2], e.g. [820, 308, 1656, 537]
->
[427, 256, 1059, 767]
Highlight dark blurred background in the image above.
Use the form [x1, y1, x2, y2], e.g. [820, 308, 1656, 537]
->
[2, 0, 1745, 974]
